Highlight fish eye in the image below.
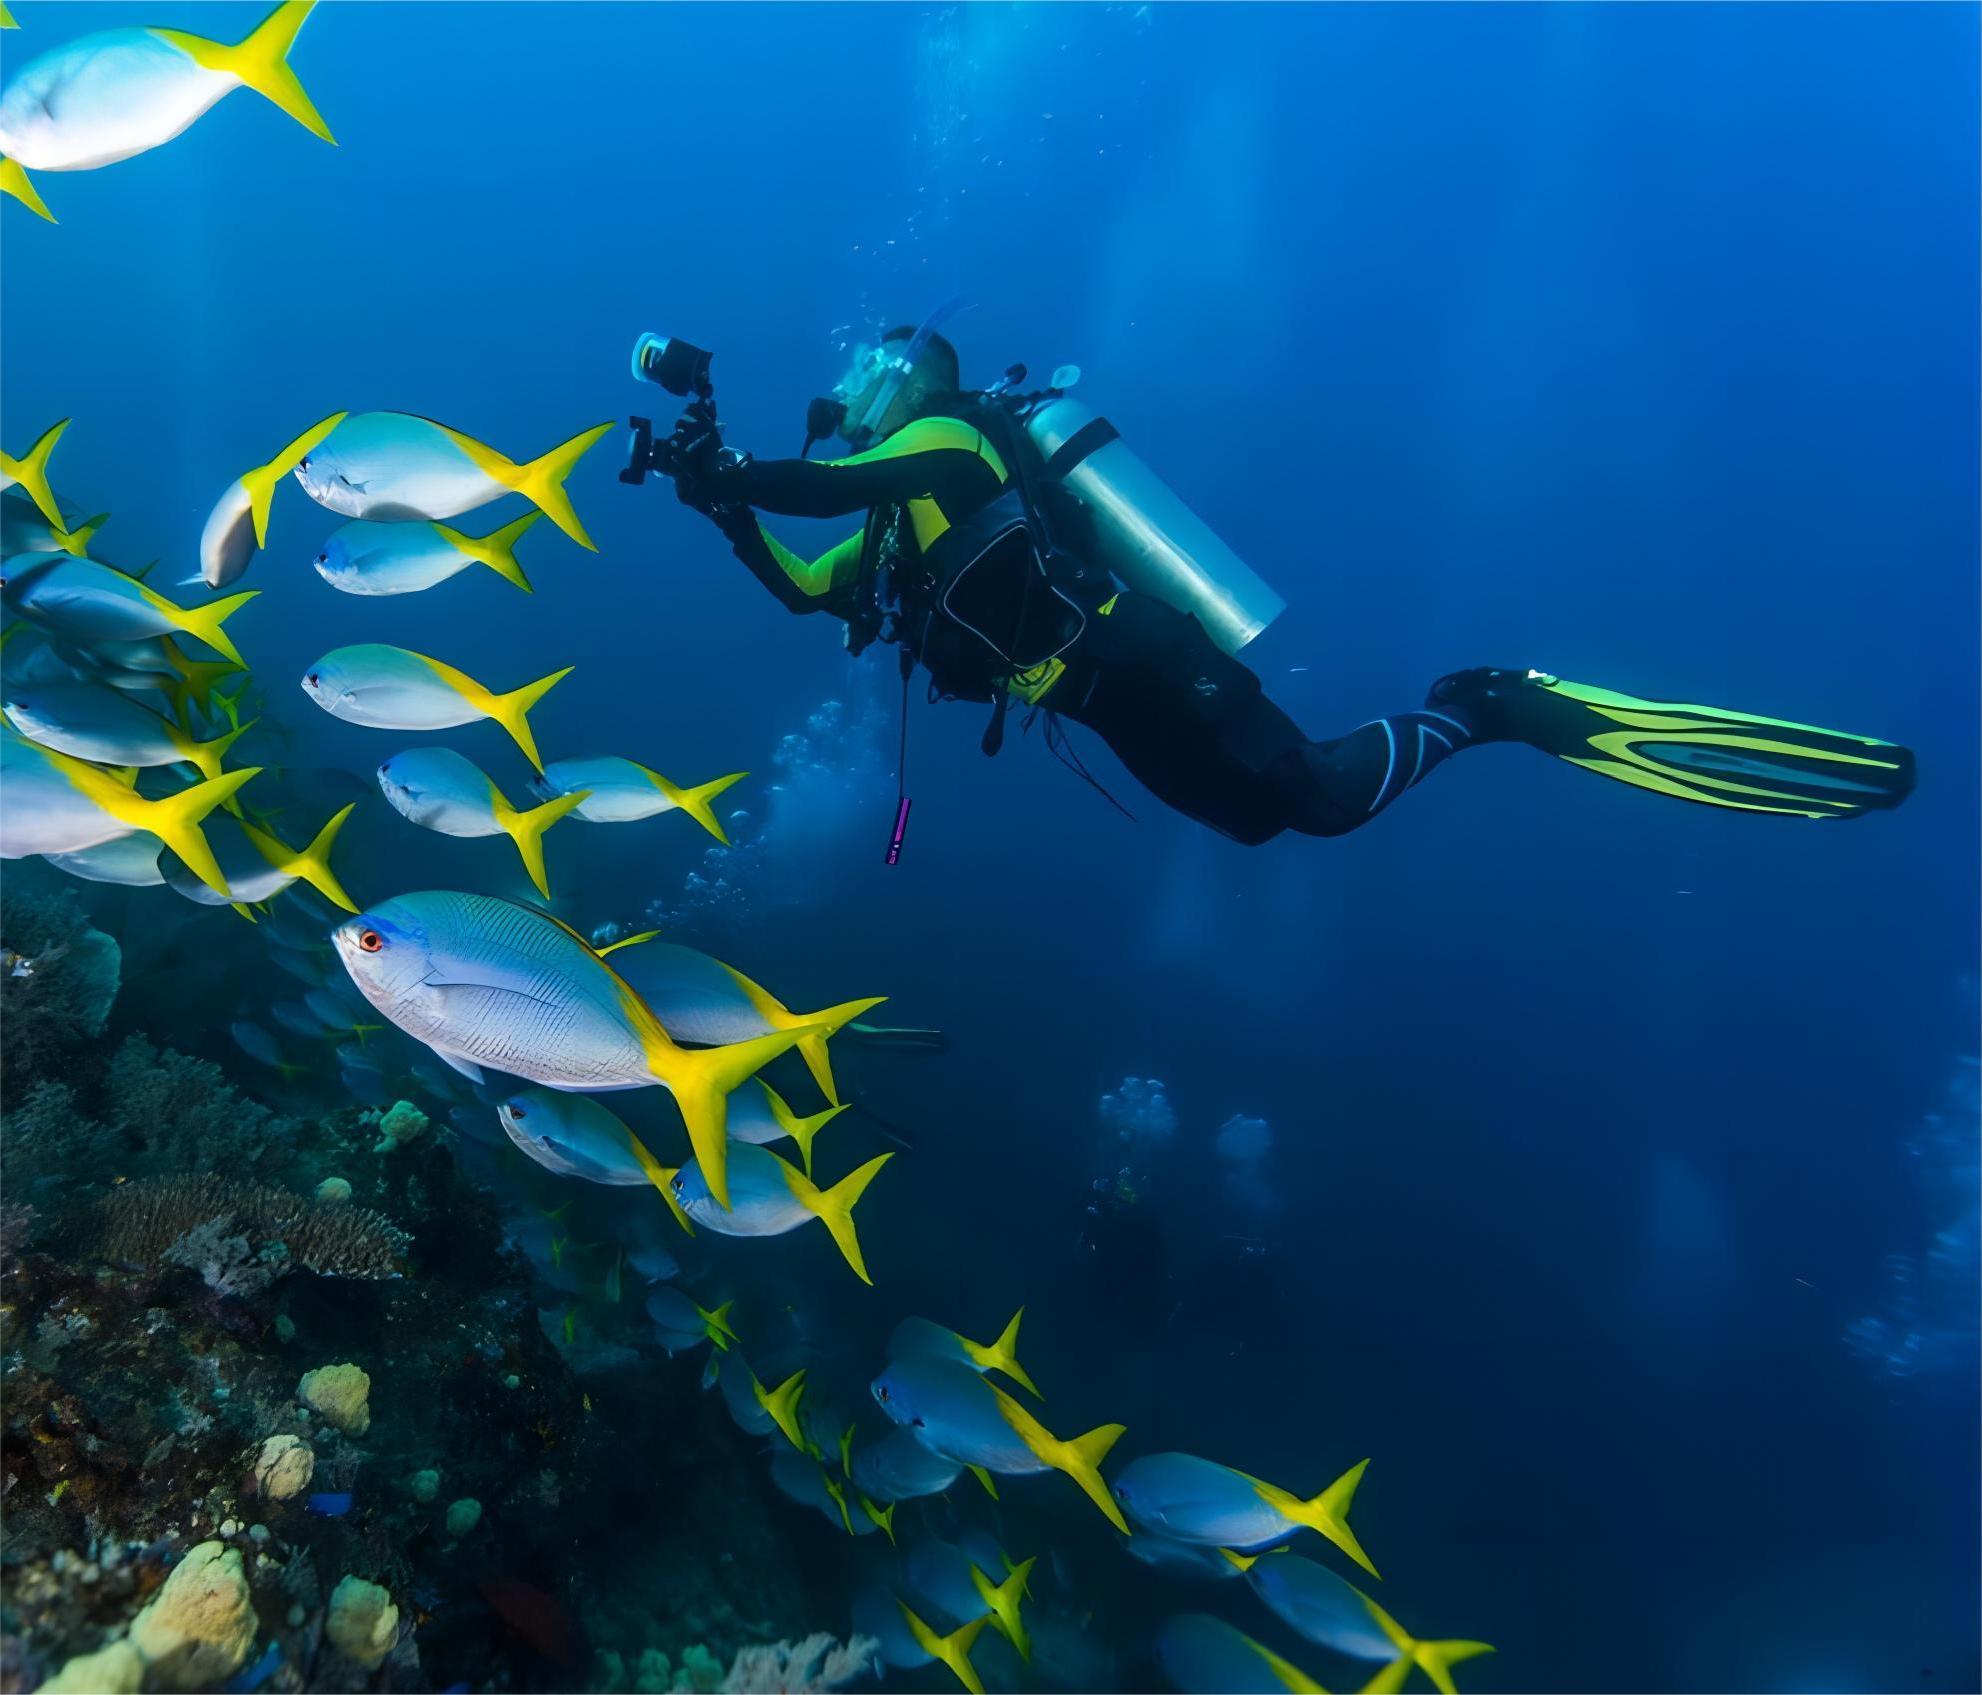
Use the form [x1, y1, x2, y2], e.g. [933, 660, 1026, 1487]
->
[314, 552, 327, 566]
[357, 929, 384, 953]
[876, 1384, 890, 1403]
[305, 672, 320, 688]
[299, 456, 311, 470]
[911, 1417, 925, 1429]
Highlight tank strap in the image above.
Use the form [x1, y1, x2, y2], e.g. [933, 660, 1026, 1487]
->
[1043, 417, 1121, 480]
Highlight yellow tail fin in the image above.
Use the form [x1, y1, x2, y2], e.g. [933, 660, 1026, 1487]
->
[243, 411, 346, 546]
[653, 1024, 814, 1211]
[511, 421, 613, 550]
[1358, 1594, 1494, 1695]
[989, 1382, 1126, 1531]
[84, 763, 262, 898]
[966, 1464, 1000, 1501]
[755, 1368, 810, 1452]
[491, 788, 588, 899]
[54, 513, 106, 558]
[159, 640, 243, 713]
[436, 510, 539, 592]
[790, 1151, 893, 1285]
[283, 801, 358, 912]
[698, 1297, 736, 1349]
[961, 1306, 1040, 1398]
[0, 9, 19, 29]
[168, 588, 258, 668]
[899, 1604, 987, 1695]
[761, 1080, 847, 1178]
[595, 929, 661, 957]
[0, 158, 54, 223]
[622, 1137, 697, 1237]
[1360, 1659, 1413, 1695]
[859, 1494, 896, 1542]
[2, 418, 68, 521]
[1250, 1458, 1380, 1580]
[158, 0, 335, 143]
[970, 1555, 1035, 1662]
[639, 763, 747, 843]
[178, 717, 254, 787]
[483, 665, 572, 773]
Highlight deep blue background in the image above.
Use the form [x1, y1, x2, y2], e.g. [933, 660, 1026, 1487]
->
[4, 4, 1977, 1689]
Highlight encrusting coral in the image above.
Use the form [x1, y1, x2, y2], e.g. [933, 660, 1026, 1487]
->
[298, 1362, 372, 1436]
[324, 1574, 399, 1670]
[253, 1433, 316, 1501]
[94, 1174, 408, 1281]
[128, 1539, 258, 1691]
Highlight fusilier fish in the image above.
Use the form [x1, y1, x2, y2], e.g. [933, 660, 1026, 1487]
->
[1108, 1451, 1379, 1576]
[377, 746, 587, 899]
[0, 420, 67, 526]
[670, 1142, 890, 1284]
[849, 1426, 963, 1504]
[1154, 1614, 1349, 1695]
[291, 411, 612, 549]
[852, 1587, 989, 1694]
[643, 1287, 735, 1355]
[200, 413, 345, 588]
[0, 1, 333, 222]
[42, 831, 164, 887]
[869, 1356, 1126, 1531]
[606, 934, 884, 1105]
[314, 511, 538, 596]
[532, 755, 745, 841]
[302, 645, 571, 772]
[888, 1310, 1038, 1397]
[902, 1540, 1035, 1663]
[492, 1090, 697, 1234]
[1, 727, 255, 894]
[5, 679, 250, 781]
[3, 555, 256, 666]
[332, 890, 812, 1207]
[1223, 1549, 1493, 1694]
[162, 805, 355, 912]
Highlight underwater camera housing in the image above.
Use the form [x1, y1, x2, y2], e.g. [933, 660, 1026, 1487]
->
[621, 333, 727, 485]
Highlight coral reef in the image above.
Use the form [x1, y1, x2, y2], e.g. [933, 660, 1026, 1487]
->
[370, 1099, 429, 1154]
[324, 1575, 399, 1670]
[253, 1434, 316, 1501]
[718, 1633, 880, 1692]
[297, 1363, 373, 1437]
[95, 1175, 408, 1282]
[128, 1539, 258, 1690]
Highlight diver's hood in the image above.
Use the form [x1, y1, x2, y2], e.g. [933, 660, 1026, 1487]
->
[804, 297, 970, 456]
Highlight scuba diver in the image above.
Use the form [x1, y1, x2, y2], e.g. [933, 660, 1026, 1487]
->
[640, 311, 1917, 845]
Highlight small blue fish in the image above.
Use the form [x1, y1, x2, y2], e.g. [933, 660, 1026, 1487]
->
[314, 511, 538, 596]
[42, 831, 164, 887]
[903, 1540, 1035, 1663]
[304, 1491, 353, 1517]
[2, 554, 256, 667]
[377, 746, 586, 898]
[870, 1356, 1125, 1531]
[671, 1142, 890, 1284]
[532, 754, 744, 841]
[849, 1425, 962, 1503]
[888, 1310, 1037, 1397]
[292, 411, 610, 549]
[1109, 1452, 1379, 1576]
[302, 645, 571, 774]
[1154, 1614, 1334, 1695]
[852, 1586, 985, 1692]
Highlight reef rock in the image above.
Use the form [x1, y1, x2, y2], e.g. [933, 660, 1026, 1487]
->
[129, 1540, 258, 1690]
[372, 1098, 430, 1152]
[41, 1639, 145, 1694]
[326, 1574, 400, 1670]
[253, 1433, 315, 1500]
[298, 1362, 372, 1436]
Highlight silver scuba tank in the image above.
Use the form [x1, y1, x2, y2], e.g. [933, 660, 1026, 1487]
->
[1021, 394, 1285, 654]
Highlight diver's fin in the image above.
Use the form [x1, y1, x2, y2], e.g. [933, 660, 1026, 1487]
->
[510, 421, 613, 550]
[0, 158, 54, 222]
[960, 1306, 1039, 1398]
[157, 0, 335, 143]
[484, 665, 573, 773]
[491, 788, 589, 899]
[436, 510, 539, 592]
[162, 587, 257, 668]
[242, 412, 346, 546]
[787, 1151, 892, 1285]
[635, 762, 747, 844]
[1442, 668, 1917, 818]
[1248, 1458, 1380, 1580]
[2, 418, 68, 520]
[899, 1604, 988, 1695]
[988, 1383, 1126, 1531]
[969, 1555, 1035, 1662]
[760, 1080, 846, 1178]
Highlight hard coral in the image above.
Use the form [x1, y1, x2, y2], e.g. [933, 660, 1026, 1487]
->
[298, 1362, 372, 1436]
[325, 1574, 399, 1670]
[128, 1539, 258, 1691]
[94, 1174, 408, 1281]
[718, 1634, 880, 1693]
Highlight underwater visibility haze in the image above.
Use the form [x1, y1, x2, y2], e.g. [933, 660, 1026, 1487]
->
[0, 3, 1977, 1692]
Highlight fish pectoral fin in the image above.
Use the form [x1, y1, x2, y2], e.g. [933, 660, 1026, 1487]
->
[433, 1049, 485, 1084]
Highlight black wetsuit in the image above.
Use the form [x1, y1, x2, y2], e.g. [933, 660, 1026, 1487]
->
[688, 409, 1477, 845]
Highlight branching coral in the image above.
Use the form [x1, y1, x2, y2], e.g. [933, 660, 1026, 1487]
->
[105, 1036, 301, 1173]
[94, 1175, 409, 1282]
[0, 869, 121, 1075]
[718, 1634, 880, 1693]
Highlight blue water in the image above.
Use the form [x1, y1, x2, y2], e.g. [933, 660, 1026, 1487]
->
[4, 3, 1977, 1690]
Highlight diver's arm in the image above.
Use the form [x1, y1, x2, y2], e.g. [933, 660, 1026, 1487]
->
[722, 520, 865, 617]
[701, 417, 1005, 520]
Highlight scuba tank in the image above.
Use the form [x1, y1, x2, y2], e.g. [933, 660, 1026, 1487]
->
[1020, 394, 1284, 656]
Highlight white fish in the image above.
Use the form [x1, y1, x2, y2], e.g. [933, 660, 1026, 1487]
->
[0, 1, 333, 224]
[200, 413, 345, 589]
[333, 890, 816, 1208]
[162, 805, 356, 913]
[301, 644, 570, 773]
[376, 745, 586, 899]
[314, 511, 538, 597]
[292, 412, 612, 550]
[43, 831, 164, 887]
[670, 1141, 891, 1285]
[2, 554, 256, 667]
[0, 726, 255, 894]
[4, 678, 249, 780]
[532, 755, 745, 841]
